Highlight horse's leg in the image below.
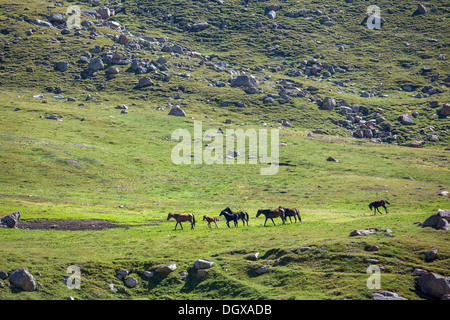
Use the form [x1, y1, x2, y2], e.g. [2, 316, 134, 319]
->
[383, 205, 388, 214]
[214, 221, 218, 228]
[264, 217, 268, 227]
[271, 218, 276, 226]
[226, 220, 230, 228]
[174, 221, 179, 230]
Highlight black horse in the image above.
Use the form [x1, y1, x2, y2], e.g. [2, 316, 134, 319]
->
[219, 209, 239, 228]
[369, 200, 390, 215]
[278, 206, 302, 223]
[222, 207, 249, 226]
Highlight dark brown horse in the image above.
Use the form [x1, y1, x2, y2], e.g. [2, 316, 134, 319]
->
[222, 207, 249, 226]
[167, 213, 196, 230]
[369, 200, 390, 215]
[203, 215, 219, 229]
[256, 208, 286, 226]
[278, 206, 302, 223]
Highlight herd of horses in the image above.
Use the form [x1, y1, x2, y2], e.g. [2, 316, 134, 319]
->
[166, 200, 391, 230]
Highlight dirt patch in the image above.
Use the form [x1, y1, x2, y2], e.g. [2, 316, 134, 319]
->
[17, 219, 155, 231]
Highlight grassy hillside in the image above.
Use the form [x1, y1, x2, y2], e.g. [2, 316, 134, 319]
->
[0, 0, 449, 300]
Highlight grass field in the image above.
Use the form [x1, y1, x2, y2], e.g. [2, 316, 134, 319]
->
[0, 0, 449, 300]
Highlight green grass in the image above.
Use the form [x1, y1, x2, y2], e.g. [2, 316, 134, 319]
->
[0, 0, 449, 300]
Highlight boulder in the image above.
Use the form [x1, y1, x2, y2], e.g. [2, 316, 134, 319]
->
[373, 291, 407, 300]
[423, 209, 450, 230]
[409, 141, 425, 148]
[168, 105, 186, 117]
[320, 97, 336, 110]
[138, 77, 154, 88]
[55, 62, 69, 72]
[155, 264, 177, 273]
[116, 269, 128, 279]
[255, 265, 270, 275]
[418, 272, 450, 299]
[88, 57, 104, 71]
[96, 7, 111, 19]
[327, 156, 339, 163]
[191, 22, 208, 31]
[267, 10, 276, 19]
[349, 228, 378, 236]
[34, 19, 53, 28]
[9, 268, 36, 292]
[439, 104, 450, 117]
[194, 259, 214, 270]
[124, 276, 138, 288]
[230, 75, 259, 88]
[415, 4, 427, 15]
[424, 248, 438, 262]
[0, 211, 21, 228]
[399, 114, 414, 125]
[48, 13, 65, 24]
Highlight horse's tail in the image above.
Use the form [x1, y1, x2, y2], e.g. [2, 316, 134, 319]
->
[192, 215, 196, 227]
[385, 200, 390, 205]
[244, 212, 249, 221]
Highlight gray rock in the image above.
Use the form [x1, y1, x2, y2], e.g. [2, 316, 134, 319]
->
[155, 264, 177, 273]
[418, 272, 450, 299]
[88, 57, 104, 71]
[125, 276, 138, 288]
[116, 269, 128, 279]
[399, 114, 414, 125]
[34, 19, 53, 28]
[194, 259, 214, 270]
[320, 97, 336, 110]
[230, 74, 259, 88]
[423, 209, 450, 229]
[9, 268, 36, 292]
[55, 61, 69, 72]
[424, 247, 438, 261]
[373, 291, 407, 300]
[267, 10, 276, 19]
[0, 211, 21, 228]
[168, 105, 186, 117]
[255, 265, 270, 275]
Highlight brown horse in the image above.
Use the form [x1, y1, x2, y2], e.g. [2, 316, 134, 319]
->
[203, 215, 219, 229]
[256, 208, 286, 226]
[279, 206, 302, 223]
[369, 200, 390, 215]
[167, 213, 196, 230]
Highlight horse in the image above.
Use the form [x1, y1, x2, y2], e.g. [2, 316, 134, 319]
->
[167, 213, 196, 230]
[369, 200, 390, 215]
[203, 215, 219, 229]
[256, 208, 286, 226]
[219, 209, 239, 228]
[278, 206, 302, 223]
[222, 207, 249, 226]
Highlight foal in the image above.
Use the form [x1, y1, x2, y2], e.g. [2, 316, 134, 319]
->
[203, 215, 219, 229]
[369, 200, 390, 215]
[219, 210, 239, 228]
[167, 213, 196, 230]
